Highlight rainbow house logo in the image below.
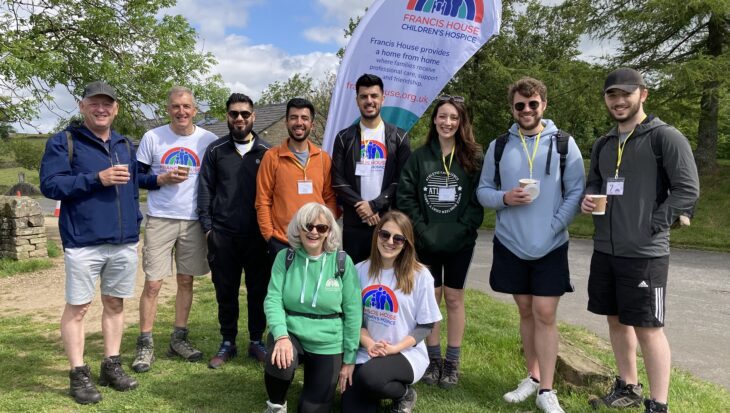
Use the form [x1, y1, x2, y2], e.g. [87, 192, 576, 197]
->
[362, 285, 399, 313]
[406, 0, 484, 23]
[361, 140, 387, 160]
[161, 147, 200, 168]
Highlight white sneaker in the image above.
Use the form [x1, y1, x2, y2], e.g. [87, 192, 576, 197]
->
[536, 390, 565, 413]
[503, 375, 539, 403]
[264, 400, 287, 413]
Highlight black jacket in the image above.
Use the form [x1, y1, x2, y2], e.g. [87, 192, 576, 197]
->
[332, 122, 410, 228]
[197, 132, 271, 237]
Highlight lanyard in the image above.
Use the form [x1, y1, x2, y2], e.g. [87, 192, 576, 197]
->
[614, 115, 647, 178]
[442, 148, 455, 184]
[518, 127, 543, 179]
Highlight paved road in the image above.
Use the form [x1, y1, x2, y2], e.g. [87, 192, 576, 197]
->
[35, 197, 729, 390]
[469, 229, 730, 391]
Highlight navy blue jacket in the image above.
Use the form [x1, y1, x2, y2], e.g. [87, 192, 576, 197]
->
[40, 124, 142, 249]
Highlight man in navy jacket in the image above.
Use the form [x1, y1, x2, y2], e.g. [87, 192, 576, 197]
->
[40, 81, 142, 404]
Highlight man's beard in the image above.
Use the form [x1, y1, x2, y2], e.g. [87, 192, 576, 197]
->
[360, 105, 380, 120]
[608, 99, 641, 123]
[517, 114, 542, 132]
[288, 128, 310, 142]
[228, 120, 253, 142]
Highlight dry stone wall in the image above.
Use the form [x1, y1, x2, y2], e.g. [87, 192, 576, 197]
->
[0, 196, 48, 260]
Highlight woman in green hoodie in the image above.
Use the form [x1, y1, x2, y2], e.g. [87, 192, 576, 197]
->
[263, 202, 362, 413]
[396, 95, 484, 389]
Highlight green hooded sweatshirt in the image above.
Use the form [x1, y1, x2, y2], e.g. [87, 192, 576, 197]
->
[264, 247, 362, 364]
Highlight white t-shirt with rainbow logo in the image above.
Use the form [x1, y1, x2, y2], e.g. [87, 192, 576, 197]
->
[359, 122, 387, 202]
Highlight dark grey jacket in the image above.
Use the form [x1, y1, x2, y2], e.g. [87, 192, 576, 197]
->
[586, 116, 699, 258]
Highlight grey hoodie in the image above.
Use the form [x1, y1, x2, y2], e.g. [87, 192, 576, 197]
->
[586, 116, 699, 258]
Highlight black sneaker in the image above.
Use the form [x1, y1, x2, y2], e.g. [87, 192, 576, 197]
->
[248, 340, 267, 362]
[644, 399, 668, 413]
[589, 376, 643, 409]
[99, 356, 138, 391]
[439, 359, 459, 389]
[421, 358, 442, 385]
[391, 385, 417, 413]
[69, 365, 102, 404]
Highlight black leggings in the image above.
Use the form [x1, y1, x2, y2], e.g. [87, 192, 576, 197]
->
[264, 334, 342, 413]
[341, 354, 414, 413]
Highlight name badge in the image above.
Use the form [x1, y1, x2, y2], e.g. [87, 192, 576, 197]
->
[438, 187, 456, 202]
[355, 162, 372, 176]
[297, 180, 313, 195]
[607, 178, 625, 196]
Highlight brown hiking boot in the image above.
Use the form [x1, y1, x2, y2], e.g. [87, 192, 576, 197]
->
[421, 357, 442, 385]
[69, 365, 102, 404]
[99, 356, 138, 391]
[168, 329, 203, 362]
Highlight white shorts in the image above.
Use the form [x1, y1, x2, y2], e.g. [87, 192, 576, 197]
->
[64, 243, 138, 305]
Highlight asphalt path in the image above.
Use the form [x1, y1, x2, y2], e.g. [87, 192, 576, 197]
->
[469, 229, 730, 391]
[35, 198, 729, 390]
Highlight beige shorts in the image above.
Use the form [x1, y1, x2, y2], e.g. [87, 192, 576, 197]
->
[142, 216, 209, 280]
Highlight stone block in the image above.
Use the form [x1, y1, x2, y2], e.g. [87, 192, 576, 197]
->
[29, 237, 46, 245]
[11, 227, 45, 236]
[28, 249, 48, 258]
[556, 340, 612, 387]
[28, 214, 44, 227]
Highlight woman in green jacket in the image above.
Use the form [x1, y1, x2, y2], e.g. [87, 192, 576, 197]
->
[396, 95, 484, 389]
[263, 202, 362, 413]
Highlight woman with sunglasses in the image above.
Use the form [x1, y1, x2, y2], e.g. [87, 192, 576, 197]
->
[341, 210, 441, 413]
[263, 202, 362, 413]
[396, 95, 484, 389]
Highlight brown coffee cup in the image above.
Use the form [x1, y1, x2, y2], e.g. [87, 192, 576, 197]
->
[590, 194, 608, 215]
[177, 164, 190, 177]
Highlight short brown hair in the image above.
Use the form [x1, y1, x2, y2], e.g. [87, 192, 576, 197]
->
[507, 77, 547, 105]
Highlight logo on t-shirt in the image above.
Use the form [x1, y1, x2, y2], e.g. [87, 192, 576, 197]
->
[362, 284, 399, 326]
[161, 147, 201, 172]
[423, 171, 462, 214]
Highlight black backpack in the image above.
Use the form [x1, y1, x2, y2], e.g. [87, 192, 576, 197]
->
[284, 247, 347, 277]
[493, 130, 571, 196]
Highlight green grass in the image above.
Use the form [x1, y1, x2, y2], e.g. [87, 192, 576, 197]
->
[47, 240, 61, 258]
[0, 280, 728, 412]
[482, 160, 730, 252]
[0, 257, 53, 278]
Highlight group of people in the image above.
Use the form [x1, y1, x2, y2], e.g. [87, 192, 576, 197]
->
[39, 68, 699, 413]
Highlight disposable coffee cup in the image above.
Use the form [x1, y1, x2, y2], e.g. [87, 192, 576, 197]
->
[177, 164, 190, 176]
[590, 195, 608, 215]
[518, 178, 540, 200]
[113, 163, 128, 171]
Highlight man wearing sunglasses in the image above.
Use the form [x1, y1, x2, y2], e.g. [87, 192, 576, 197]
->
[332, 73, 411, 264]
[198, 93, 273, 368]
[581, 68, 699, 413]
[477, 77, 585, 413]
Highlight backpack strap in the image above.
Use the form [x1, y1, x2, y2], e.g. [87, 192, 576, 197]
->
[336, 250, 347, 278]
[592, 135, 609, 184]
[650, 133, 670, 206]
[492, 132, 510, 189]
[284, 247, 295, 272]
[556, 130, 570, 196]
[65, 131, 74, 164]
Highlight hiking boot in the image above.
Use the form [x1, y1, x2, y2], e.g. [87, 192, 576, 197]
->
[421, 357, 442, 385]
[99, 356, 138, 391]
[391, 385, 417, 413]
[504, 375, 540, 403]
[264, 400, 288, 413]
[69, 365, 102, 404]
[168, 329, 203, 362]
[589, 376, 643, 409]
[439, 359, 459, 389]
[131, 335, 155, 373]
[644, 399, 668, 413]
[208, 341, 237, 369]
[536, 390, 566, 413]
[248, 340, 267, 362]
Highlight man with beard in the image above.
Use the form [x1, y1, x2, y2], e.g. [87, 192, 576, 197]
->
[132, 86, 217, 373]
[477, 77, 584, 413]
[332, 73, 410, 264]
[256, 97, 337, 261]
[581, 68, 699, 413]
[197, 93, 272, 367]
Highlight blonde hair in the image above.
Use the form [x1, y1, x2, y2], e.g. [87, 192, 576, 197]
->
[286, 202, 341, 252]
[367, 210, 422, 294]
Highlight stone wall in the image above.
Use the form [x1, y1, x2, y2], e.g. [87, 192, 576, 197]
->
[0, 196, 48, 260]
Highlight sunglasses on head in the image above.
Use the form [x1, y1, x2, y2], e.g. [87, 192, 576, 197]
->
[228, 110, 252, 120]
[304, 223, 330, 233]
[513, 100, 541, 112]
[438, 94, 465, 103]
[377, 229, 406, 246]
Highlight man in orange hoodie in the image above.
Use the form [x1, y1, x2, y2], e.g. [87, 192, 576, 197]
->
[256, 97, 337, 262]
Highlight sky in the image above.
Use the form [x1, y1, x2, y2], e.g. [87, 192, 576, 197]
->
[15, 0, 610, 133]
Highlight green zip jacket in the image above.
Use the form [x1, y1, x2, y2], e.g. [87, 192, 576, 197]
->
[264, 247, 362, 364]
[397, 139, 484, 254]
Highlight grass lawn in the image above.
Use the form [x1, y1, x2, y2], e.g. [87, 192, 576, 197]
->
[1, 280, 728, 412]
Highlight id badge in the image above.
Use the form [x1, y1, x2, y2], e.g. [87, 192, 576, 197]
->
[607, 178, 625, 196]
[438, 186, 456, 202]
[297, 180, 313, 195]
[355, 162, 372, 176]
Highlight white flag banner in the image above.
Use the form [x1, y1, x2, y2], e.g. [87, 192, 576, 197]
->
[323, 0, 502, 153]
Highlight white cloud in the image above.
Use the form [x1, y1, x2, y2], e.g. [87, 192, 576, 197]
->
[304, 26, 349, 47]
[315, 0, 373, 21]
[162, 0, 259, 40]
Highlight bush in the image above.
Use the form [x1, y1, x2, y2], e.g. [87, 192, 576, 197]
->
[10, 139, 45, 171]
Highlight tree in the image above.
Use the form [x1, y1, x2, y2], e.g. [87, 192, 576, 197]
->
[0, 123, 14, 140]
[582, 0, 730, 174]
[0, 0, 229, 137]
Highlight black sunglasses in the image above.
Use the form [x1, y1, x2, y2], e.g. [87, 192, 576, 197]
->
[438, 94, 465, 103]
[304, 223, 330, 233]
[513, 100, 541, 112]
[228, 110, 252, 120]
[377, 229, 406, 246]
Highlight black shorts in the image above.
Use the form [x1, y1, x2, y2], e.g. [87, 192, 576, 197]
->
[587, 250, 669, 327]
[419, 245, 474, 289]
[489, 236, 573, 297]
